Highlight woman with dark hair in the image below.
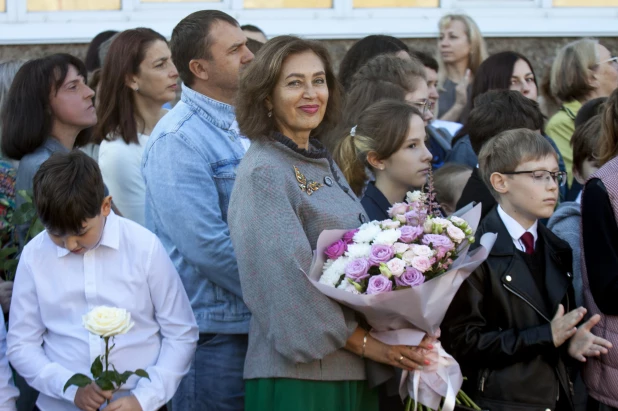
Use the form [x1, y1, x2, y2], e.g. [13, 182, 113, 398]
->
[1, 54, 96, 242]
[446, 51, 566, 185]
[95, 28, 178, 226]
[338, 35, 410, 91]
[229, 35, 431, 411]
[84, 30, 119, 72]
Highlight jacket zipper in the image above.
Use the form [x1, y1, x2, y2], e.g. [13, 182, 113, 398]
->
[503, 284, 551, 322]
[479, 369, 489, 392]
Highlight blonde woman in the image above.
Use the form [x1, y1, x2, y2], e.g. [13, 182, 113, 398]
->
[436, 14, 488, 122]
[546, 38, 618, 188]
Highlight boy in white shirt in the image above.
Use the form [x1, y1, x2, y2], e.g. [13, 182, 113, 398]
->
[442, 129, 612, 411]
[7, 151, 198, 411]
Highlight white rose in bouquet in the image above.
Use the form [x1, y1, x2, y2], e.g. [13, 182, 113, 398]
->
[83, 306, 134, 338]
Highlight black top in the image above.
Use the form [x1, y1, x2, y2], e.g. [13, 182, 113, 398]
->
[361, 182, 391, 222]
[456, 167, 496, 219]
[582, 178, 618, 315]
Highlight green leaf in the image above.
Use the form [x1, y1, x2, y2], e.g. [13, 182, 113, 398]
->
[95, 377, 115, 391]
[0, 247, 17, 260]
[90, 356, 103, 379]
[119, 371, 134, 385]
[63, 373, 92, 392]
[101, 370, 122, 386]
[16, 190, 32, 203]
[135, 369, 150, 380]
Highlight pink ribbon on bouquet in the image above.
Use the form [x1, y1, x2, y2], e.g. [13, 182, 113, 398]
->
[371, 328, 463, 411]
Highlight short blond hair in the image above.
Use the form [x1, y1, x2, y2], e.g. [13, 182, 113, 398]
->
[550, 39, 598, 102]
[437, 14, 488, 87]
[478, 129, 558, 200]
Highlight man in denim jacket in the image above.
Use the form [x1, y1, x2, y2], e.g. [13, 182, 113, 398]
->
[142, 10, 254, 411]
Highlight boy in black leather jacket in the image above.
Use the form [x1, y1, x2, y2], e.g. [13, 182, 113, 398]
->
[443, 129, 611, 411]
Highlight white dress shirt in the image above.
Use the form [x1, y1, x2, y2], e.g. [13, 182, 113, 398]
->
[497, 205, 539, 252]
[0, 316, 17, 411]
[7, 212, 198, 411]
[99, 133, 149, 226]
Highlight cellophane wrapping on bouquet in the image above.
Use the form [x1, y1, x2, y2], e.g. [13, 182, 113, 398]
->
[307, 201, 497, 411]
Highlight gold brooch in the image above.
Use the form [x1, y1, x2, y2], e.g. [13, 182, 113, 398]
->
[294, 166, 323, 196]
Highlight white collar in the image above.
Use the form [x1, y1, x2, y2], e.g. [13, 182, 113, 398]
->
[56, 211, 120, 257]
[575, 190, 582, 204]
[497, 205, 538, 246]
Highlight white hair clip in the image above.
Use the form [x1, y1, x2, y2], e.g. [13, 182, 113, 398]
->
[350, 125, 357, 137]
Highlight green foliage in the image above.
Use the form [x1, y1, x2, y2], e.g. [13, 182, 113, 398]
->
[0, 190, 44, 281]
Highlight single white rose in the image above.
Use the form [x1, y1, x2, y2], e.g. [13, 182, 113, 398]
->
[353, 223, 382, 243]
[447, 225, 466, 244]
[345, 243, 372, 259]
[406, 191, 424, 203]
[380, 220, 401, 230]
[373, 229, 402, 246]
[410, 244, 434, 258]
[386, 258, 406, 277]
[83, 306, 134, 338]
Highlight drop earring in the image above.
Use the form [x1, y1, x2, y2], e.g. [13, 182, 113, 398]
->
[267, 110, 272, 118]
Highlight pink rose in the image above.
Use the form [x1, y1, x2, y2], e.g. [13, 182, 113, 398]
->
[396, 267, 425, 288]
[411, 256, 432, 273]
[387, 202, 409, 218]
[399, 225, 424, 243]
[386, 258, 406, 277]
[345, 258, 371, 281]
[368, 244, 395, 266]
[325, 240, 347, 260]
[446, 225, 466, 244]
[367, 274, 393, 294]
[405, 210, 421, 226]
[422, 234, 455, 259]
[392, 242, 409, 255]
[342, 229, 359, 245]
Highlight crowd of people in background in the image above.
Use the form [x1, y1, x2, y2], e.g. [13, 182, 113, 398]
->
[0, 7, 616, 411]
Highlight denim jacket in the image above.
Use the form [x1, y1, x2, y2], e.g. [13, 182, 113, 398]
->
[142, 84, 250, 334]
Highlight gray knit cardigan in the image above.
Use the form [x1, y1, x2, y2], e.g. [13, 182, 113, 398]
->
[228, 133, 368, 381]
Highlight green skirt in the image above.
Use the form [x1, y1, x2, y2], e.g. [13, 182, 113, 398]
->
[245, 378, 378, 411]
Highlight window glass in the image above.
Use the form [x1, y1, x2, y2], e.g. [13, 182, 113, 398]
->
[244, 0, 332, 8]
[27, 0, 120, 11]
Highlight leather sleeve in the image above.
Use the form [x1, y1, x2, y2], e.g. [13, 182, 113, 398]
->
[443, 263, 556, 369]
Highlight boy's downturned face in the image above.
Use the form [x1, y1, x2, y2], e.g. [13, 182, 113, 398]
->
[47, 197, 112, 255]
[491, 155, 560, 227]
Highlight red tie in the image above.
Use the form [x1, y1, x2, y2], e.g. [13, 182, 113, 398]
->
[520, 232, 535, 255]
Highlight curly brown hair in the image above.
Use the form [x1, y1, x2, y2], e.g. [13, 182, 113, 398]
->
[235, 35, 342, 141]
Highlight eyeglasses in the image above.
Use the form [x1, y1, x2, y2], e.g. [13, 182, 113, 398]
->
[501, 170, 567, 187]
[598, 56, 618, 67]
[411, 99, 435, 116]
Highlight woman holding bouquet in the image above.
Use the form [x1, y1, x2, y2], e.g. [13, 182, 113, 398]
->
[333, 100, 433, 222]
[228, 36, 432, 411]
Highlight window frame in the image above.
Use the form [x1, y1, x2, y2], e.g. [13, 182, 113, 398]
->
[1, 0, 618, 44]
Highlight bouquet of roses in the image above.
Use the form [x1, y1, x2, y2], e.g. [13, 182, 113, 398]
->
[308, 193, 496, 411]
